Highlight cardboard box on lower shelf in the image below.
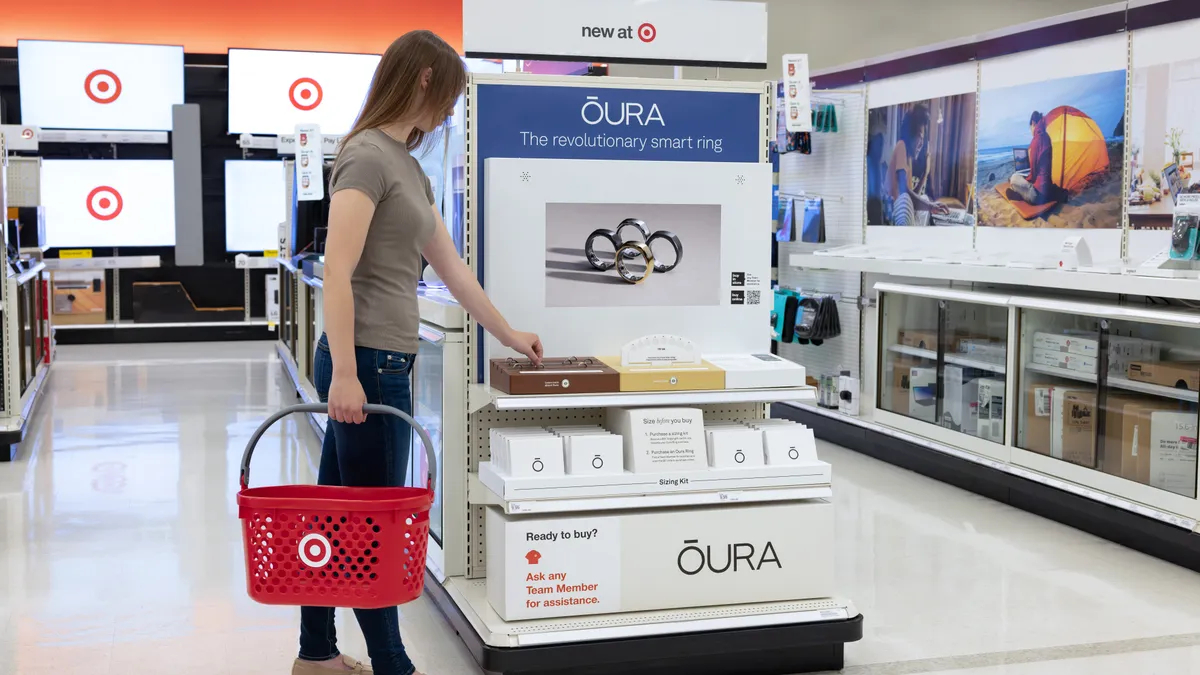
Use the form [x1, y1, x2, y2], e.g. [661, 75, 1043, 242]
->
[485, 499, 835, 621]
[1149, 411, 1198, 498]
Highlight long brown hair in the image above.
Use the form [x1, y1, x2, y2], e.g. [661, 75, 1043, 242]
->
[342, 30, 466, 153]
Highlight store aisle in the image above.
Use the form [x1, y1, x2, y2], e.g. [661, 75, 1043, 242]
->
[1, 343, 1199, 675]
[0, 343, 478, 675]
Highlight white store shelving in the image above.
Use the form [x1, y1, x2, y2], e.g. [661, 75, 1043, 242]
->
[1023, 362, 1199, 403]
[473, 385, 817, 412]
[888, 344, 1007, 374]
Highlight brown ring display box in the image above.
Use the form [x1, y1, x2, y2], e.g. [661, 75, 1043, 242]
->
[490, 357, 620, 395]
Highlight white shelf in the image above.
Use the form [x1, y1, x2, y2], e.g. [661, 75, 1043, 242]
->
[476, 461, 832, 514]
[791, 253, 1200, 302]
[440, 576, 857, 648]
[43, 255, 161, 271]
[1023, 362, 1199, 403]
[888, 344, 1007, 374]
[474, 385, 816, 412]
[55, 320, 271, 330]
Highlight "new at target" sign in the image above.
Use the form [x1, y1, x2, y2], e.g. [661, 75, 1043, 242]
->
[463, 0, 767, 69]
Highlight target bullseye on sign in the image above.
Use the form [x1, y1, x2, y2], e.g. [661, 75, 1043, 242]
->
[84, 69, 122, 104]
[637, 22, 657, 42]
[86, 186, 123, 221]
[289, 78, 324, 111]
[298, 533, 333, 568]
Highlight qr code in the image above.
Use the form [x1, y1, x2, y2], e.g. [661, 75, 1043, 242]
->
[747, 290, 761, 305]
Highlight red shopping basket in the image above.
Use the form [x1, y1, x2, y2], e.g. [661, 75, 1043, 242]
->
[236, 403, 436, 609]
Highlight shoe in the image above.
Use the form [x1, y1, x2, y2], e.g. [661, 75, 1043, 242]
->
[1005, 187, 1025, 203]
[292, 655, 372, 674]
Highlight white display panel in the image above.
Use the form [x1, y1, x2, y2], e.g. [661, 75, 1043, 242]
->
[18, 40, 184, 132]
[41, 160, 176, 248]
[484, 158, 771, 367]
[227, 49, 381, 136]
[225, 160, 288, 252]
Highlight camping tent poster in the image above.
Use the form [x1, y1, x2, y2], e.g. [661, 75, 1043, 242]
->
[976, 69, 1126, 228]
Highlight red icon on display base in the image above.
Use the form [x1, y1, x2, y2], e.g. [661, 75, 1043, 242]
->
[525, 550, 542, 565]
[86, 186, 123, 221]
[638, 22, 657, 43]
[289, 77, 324, 111]
[84, 69, 122, 104]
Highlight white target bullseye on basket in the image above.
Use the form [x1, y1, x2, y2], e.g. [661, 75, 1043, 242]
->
[298, 533, 332, 568]
[84, 68, 122, 104]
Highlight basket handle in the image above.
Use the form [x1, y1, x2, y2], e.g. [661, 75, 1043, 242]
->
[239, 403, 437, 493]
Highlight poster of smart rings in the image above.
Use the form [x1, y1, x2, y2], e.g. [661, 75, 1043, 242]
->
[550, 204, 719, 307]
[484, 157, 771, 363]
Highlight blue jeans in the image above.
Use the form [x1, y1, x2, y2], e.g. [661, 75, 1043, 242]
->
[299, 334, 416, 675]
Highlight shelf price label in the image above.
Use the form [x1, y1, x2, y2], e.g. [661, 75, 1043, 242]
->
[59, 249, 93, 259]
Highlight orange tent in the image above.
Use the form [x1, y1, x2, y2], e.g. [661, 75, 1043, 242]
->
[1044, 106, 1110, 193]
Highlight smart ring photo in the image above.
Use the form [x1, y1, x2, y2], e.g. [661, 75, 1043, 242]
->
[616, 218, 650, 258]
[615, 241, 655, 284]
[645, 230, 683, 273]
[585, 228, 621, 271]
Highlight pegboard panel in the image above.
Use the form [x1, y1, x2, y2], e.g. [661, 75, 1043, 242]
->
[777, 89, 867, 383]
[6, 157, 41, 207]
[464, 402, 769, 578]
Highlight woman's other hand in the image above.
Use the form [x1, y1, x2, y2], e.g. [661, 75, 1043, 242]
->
[329, 372, 368, 424]
[503, 330, 544, 366]
[933, 202, 951, 215]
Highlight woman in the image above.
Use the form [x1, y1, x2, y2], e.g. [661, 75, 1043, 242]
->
[295, 31, 542, 675]
[886, 104, 949, 225]
[1007, 111, 1053, 206]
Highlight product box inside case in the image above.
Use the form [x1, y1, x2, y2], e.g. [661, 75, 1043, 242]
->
[977, 379, 1006, 443]
[486, 500, 835, 620]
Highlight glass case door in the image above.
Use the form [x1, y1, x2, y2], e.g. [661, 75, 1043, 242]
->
[1017, 310, 1199, 499]
[412, 329, 446, 546]
[878, 292, 941, 423]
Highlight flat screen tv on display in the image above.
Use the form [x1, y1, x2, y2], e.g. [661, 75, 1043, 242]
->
[40, 160, 177, 249]
[227, 48, 381, 136]
[17, 40, 184, 131]
[225, 160, 287, 252]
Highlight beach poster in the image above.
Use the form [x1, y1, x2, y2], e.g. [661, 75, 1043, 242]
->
[976, 69, 1126, 228]
[866, 93, 977, 226]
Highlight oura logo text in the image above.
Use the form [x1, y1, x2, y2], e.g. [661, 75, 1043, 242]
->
[677, 539, 782, 575]
[581, 96, 665, 126]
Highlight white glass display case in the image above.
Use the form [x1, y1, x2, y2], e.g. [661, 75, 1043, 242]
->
[873, 282, 1200, 523]
[1017, 307, 1199, 501]
[877, 287, 1010, 449]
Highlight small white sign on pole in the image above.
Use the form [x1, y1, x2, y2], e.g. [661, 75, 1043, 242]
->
[294, 124, 324, 202]
[782, 54, 812, 133]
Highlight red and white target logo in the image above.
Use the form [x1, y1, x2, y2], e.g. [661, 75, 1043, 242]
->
[289, 78, 324, 111]
[86, 186, 124, 221]
[298, 533, 333, 568]
[84, 69, 122, 105]
[637, 23, 657, 43]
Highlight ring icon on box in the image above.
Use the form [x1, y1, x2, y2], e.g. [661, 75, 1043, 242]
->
[788, 448, 799, 460]
[669, 376, 679, 385]
[561, 379, 570, 389]
[592, 456, 604, 469]
[734, 450, 746, 464]
[532, 459, 544, 473]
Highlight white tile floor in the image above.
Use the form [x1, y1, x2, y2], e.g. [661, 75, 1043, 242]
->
[0, 342, 1198, 675]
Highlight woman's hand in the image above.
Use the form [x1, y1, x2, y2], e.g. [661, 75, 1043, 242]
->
[503, 329, 544, 365]
[328, 372, 368, 424]
[932, 202, 951, 215]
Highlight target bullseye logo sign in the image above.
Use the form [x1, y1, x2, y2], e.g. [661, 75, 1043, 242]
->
[638, 22, 657, 42]
[84, 69, 122, 104]
[289, 77, 324, 111]
[86, 186, 123, 221]
[299, 533, 333, 568]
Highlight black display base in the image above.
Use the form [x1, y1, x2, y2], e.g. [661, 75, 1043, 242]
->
[0, 442, 16, 462]
[55, 323, 275, 345]
[773, 404, 1200, 573]
[427, 573, 863, 675]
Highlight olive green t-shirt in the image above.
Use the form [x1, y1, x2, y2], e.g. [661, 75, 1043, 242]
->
[329, 128, 436, 354]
